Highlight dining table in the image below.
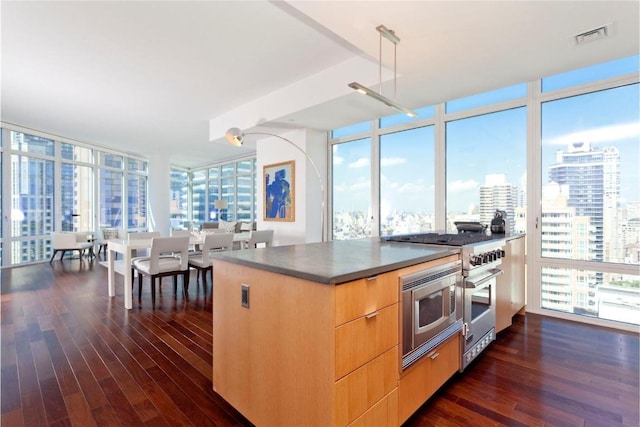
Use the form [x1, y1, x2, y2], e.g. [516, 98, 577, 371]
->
[107, 232, 251, 309]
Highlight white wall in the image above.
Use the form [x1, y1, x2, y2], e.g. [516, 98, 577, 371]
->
[256, 129, 327, 246]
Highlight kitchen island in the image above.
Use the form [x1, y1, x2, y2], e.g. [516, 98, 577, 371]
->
[211, 238, 460, 427]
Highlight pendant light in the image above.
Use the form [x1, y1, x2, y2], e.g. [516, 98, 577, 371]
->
[348, 24, 417, 118]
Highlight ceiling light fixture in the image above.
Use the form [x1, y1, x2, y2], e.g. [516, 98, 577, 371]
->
[349, 24, 417, 118]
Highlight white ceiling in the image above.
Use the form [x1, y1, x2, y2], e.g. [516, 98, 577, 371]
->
[2, 1, 638, 168]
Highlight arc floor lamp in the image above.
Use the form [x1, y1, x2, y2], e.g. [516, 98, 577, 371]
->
[225, 127, 325, 242]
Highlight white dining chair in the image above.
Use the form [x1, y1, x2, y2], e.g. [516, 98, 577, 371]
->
[131, 236, 190, 307]
[128, 231, 161, 257]
[188, 233, 234, 287]
[243, 229, 275, 249]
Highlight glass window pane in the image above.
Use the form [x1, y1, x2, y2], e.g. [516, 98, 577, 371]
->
[13, 239, 51, 264]
[446, 84, 527, 114]
[128, 158, 148, 173]
[332, 138, 372, 240]
[541, 84, 639, 265]
[237, 175, 252, 221]
[127, 174, 147, 229]
[331, 121, 372, 139]
[379, 106, 435, 128]
[61, 163, 94, 232]
[11, 131, 55, 156]
[380, 126, 435, 235]
[192, 170, 206, 227]
[11, 154, 55, 238]
[446, 107, 527, 232]
[237, 160, 253, 174]
[208, 179, 220, 222]
[170, 168, 189, 229]
[221, 177, 235, 221]
[99, 169, 123, 228]
[221, 163, 235, 177]
[541, 267, 639, 325]
[61, 142, 93, 162]
[101, 153, 124, 169]
[209, 166, 220, 179]
[542, 55, 640, 92]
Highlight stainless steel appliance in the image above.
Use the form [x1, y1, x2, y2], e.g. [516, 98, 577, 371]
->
[459, 238, 505, 370]
[399, 260, 463, 370]
[400, 261, 463, 370]
[385, 228, 507, 371]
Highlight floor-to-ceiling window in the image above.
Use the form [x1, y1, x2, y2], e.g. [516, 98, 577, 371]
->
[98, 153, 124, 229]
[331, 135, 372, 240]
[187, 157, 257, 229]
[8, 132, 55, 264]
[445, 104, 527, 232]
[329, 54, 639, 330]
[380, 126, 435, 235]
[535, 59, 639, 326]
[60, 142, 94, 232]
[170, 167, 189, 229]
[0, 127, 149, 266]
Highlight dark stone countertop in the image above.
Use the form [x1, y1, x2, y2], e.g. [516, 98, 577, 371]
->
[211, 237, 459, 284]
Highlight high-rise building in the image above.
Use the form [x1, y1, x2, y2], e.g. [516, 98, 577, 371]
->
[479, 174, 518, 231]
[542, 141, 622, 316]
[548, 141, 620, 263]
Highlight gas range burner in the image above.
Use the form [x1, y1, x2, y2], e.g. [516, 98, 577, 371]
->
[384, 233, 494, 246]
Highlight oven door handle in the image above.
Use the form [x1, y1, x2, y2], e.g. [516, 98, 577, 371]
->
[465, 268, 503, 288]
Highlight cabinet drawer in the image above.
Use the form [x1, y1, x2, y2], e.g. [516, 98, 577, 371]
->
[398, 334, 460, 424]
[335, 304, 398, 380]
[348, 388, 398, 427]
[334, 346, 398, 426]
[335, 272, 399, 326]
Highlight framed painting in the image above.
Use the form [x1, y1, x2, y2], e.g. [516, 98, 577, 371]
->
[263, 160, 295, 222]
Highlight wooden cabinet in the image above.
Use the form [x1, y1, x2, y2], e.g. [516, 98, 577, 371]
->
[496, 236, 526, 332]
[212, 255, 461, 427]
[397, 334, 460, 424]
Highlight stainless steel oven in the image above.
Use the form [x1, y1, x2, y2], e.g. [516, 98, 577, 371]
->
[386, 229, 508, 371]
[461, 266, 502, 370]
[400, 260, 463, 370]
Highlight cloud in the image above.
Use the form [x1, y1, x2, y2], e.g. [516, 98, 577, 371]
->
[333, 155, 344, 165]
[448, 179, 478, 192]
[546, 122, 640, 146]
[349, 158, 370, 168]
[333, 181, 370, 192]
[381, 157, 407, 167]
[397, 182, 425, 193]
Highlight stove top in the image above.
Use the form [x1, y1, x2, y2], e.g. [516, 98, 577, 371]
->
[384, 232, 495, 246]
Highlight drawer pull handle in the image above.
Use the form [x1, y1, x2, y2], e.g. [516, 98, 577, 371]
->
[366, 276, 378, 282]
[428, 351, 440, 360]
[365, 311, 379, 319]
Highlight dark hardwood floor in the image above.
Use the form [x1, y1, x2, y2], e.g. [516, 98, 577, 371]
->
[1, 258, 638, 426]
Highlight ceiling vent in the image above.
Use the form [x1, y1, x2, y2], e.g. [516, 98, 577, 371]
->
[574, 24, 611, 45]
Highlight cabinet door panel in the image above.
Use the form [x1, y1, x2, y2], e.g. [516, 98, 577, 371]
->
[348, 388, 398, 427]
[334, 347, 398, 426]
[336, 273, 399, 326]
[398, 334, 460, 424]
[335, 304, 398, 380]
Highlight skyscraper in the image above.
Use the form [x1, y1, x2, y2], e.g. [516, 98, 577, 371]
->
[548, 141, 620, 263]
[479, 174, 518, 232]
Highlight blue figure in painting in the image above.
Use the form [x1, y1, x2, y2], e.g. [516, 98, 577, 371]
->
[266, 168, 290, 218]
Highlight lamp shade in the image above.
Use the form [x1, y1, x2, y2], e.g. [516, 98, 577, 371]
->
[214, 199, 228, 210]
[225, 128, 244, 146]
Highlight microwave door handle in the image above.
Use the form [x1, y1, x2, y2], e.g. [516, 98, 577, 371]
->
[465, 268, 503, 288]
